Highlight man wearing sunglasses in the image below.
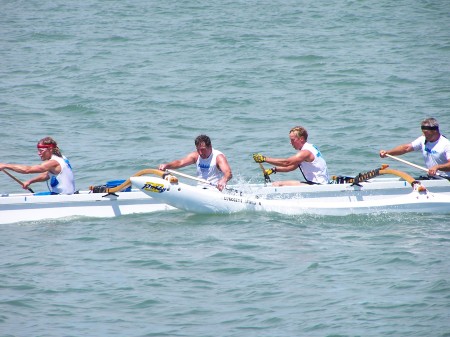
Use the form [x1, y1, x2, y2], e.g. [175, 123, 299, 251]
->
[0, 136, 75, 194]
[379, 118, 450, 178]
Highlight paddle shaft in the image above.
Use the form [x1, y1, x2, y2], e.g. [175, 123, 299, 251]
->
[258, 163, 266, 173]
[2, 169, 34, 193]
[259, 162, 271, 183]
[166, 169, 215, 186]
[165, 169, 242, 194]
[385, 154, 448, 178]
[385, 154, 428, 172]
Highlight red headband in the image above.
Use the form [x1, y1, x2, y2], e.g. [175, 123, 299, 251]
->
[37, 143, 56, 149]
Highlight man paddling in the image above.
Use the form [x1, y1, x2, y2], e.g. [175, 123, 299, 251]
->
[379, 118, 450, 178]
[0, 137, 75, 194]
[159, 134, 232, 191]
[253, 126, 329, 186]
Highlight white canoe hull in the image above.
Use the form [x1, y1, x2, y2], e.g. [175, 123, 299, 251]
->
[0, 189, 175, 224]
[131, 176, 450, 216]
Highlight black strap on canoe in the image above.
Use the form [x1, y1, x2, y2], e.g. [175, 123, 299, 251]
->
[351, 168, 381, 187]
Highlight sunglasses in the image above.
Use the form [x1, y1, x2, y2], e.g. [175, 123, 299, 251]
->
[421, 125, 438, 131]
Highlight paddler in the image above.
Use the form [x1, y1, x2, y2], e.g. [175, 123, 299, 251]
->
[0, 136, 75, 194]
[380, 117, 450, 178]
[159, 134, 232, 191]
[253, 125, 330, 186]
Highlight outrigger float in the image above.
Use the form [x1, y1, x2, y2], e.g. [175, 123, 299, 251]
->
[0, 169, 175, 224]
[131, 165, 450, 216]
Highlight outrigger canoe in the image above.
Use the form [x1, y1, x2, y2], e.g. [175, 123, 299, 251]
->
[131, 167, 450, 216]
[3, 166, 450, 223]
[0, 169, 174, 224]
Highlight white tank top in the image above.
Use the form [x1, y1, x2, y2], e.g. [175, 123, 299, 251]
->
[298, 142, 329, 184]
[196, 149, 224, 185]
[411, 135, 450, 177]
[48, 155, 76, 194]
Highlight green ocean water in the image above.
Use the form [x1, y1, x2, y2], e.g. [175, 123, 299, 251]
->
[1, 1, 450, 336]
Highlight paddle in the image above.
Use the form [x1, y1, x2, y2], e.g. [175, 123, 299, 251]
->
[258, 163, 271, 183]
[2, 169, 34, 193]
[166, 169, 216, 186]
[165, 169, 236, 192]
[385, 154, 448, 179]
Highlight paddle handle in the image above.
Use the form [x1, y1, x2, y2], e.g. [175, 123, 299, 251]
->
[2, 169, 34, 193]
[258, 162, 271, 183]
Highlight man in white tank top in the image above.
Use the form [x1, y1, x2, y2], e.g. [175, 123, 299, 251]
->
[159, 134, 233, 191]
[380, 117, 450, 178]
[253, 126, 329, 186]
[0, 136, 75, 194]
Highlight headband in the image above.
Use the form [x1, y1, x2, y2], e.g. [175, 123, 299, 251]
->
[37, 143, 56, 149]
[421, 125, 439, 131]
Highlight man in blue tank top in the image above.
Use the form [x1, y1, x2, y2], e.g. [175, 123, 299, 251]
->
[159, 134, 233, 191]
